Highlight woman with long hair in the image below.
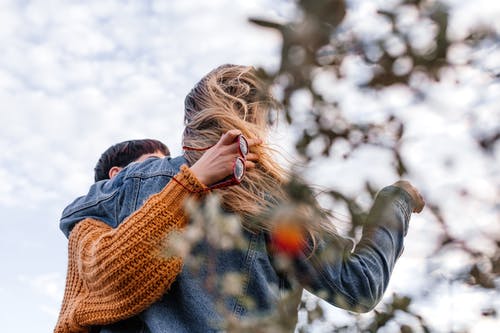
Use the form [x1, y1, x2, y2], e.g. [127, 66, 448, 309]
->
[56, 64, 424, 333]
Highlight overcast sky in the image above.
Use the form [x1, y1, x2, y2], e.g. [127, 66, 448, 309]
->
[0, 1, 498, 332]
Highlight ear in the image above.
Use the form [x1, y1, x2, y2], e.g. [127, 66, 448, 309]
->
[108, 166, 123, 179]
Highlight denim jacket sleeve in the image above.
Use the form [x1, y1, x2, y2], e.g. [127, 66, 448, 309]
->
[293, 186, 413, 312]
[60, 156, 184, 238]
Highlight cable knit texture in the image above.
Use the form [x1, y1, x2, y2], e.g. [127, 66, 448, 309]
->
[54, 165, 206, 333]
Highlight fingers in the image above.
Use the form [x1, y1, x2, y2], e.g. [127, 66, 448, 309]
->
[414, 192, 425, 213]
[246, 153, 259, 162]
[219, 131, 262, 160]
[192, 131, 260, 186]
[392, 180, 425, 214]
[219, 129, 242, 145]
[247, 137, 263, 147]
[245, 160, 256, 169]
[408, 186, 425, 213]
[220, 130, 262, 149]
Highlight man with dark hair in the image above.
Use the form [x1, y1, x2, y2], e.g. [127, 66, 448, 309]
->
[94, 139, 170, 182]
[58, 139, 170, 239]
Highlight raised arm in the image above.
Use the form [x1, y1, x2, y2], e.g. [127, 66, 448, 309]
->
[55, 130, 262, 333]
[54, 166, 206, 333]
[293, 184, 423, 312]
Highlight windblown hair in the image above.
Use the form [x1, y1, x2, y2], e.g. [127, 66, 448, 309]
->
[183, 64, 337, 237]
[183, 65, 286, 223]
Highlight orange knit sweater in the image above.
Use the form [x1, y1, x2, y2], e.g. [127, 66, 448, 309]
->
[54, 166, 206, 333]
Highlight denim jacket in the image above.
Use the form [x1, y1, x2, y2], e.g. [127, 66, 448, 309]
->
[60, 155, 413, 333]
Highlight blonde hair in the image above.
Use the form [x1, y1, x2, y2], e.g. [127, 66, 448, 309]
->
[183, 64, 337, 237]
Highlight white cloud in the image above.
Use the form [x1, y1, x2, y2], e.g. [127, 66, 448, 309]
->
[0, 0, 498, 332]
[19, 273, 64, 302]
[0, 0, 282, 210]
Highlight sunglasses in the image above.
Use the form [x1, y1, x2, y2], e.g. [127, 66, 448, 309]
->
[183, 135, 249, 190]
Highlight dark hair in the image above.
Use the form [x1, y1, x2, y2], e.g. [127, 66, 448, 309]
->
[94, 139, 170, 182]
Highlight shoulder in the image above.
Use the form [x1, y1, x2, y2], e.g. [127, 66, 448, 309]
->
[121, 155, 187, 180]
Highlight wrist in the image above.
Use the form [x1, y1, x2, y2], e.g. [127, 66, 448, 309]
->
[189, 165, 209, 186]
[172, 165, 208, 193]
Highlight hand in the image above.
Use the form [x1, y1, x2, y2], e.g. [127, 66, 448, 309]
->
[189, 130, 261, 186]
[392, 180, 425, 213]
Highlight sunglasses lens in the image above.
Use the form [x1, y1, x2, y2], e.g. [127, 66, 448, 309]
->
[234, 158, 245, 181]
[239, 135, 248, 156]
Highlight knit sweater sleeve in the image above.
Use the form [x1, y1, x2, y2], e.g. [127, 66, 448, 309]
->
[54, 165, 206, 333]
